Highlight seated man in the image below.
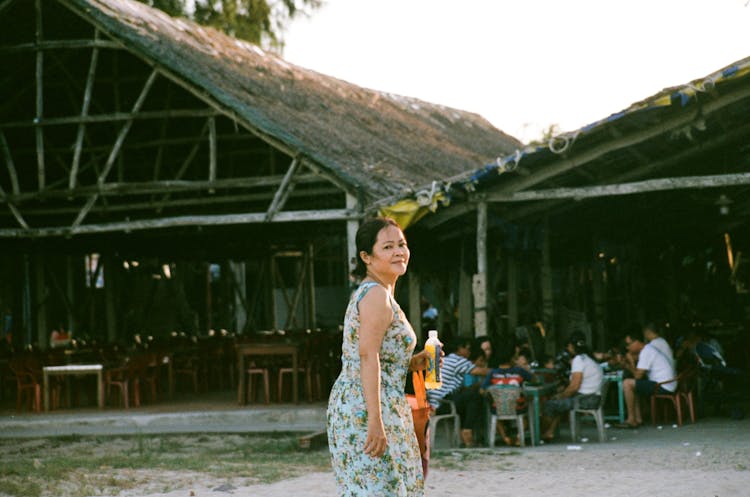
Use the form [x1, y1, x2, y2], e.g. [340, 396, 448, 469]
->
[618, 327, 676, 428]
[426, 337, 491, 447]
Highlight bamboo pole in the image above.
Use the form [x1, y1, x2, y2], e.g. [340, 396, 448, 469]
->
[0, 131, 20, 194]
[35, 0, 45, 190]
[69, 31, 100, 190]
[265, 158, 299, 221]
[72, 69, 158, 228]
[208, 116, 216, 193]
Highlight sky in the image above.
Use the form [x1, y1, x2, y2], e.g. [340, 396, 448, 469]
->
[283, 0, 750, 144]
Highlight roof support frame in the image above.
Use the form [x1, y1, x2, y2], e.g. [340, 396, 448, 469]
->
[69, 29, 100, 190]
[35, 0, 45, 190]
[72, 67, 158, 229]
[265, 157, 300, 222]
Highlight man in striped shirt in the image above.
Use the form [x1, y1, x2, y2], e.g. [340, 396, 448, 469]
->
[426, 337, 492, 447]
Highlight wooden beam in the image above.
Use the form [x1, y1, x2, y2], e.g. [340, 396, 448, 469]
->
[0, 183, 29, 229]
[72, 68, 158, 228]
[0, 39, 121, 52]
[3, 173, 329, 202]
[494, 84, 750, 195]
[0, 131, 20, 194]
[265, 158, 299, 221]
[485, 172, 750, 203]
[35, 0, 45, 190]
[0, 209, 359, 238]
[0, 109, 219, 129]
[69, 30, 100, 190]
[208, 116, 216, 193]
[0, 0, 15, 15]
[0, 187, 342, 218]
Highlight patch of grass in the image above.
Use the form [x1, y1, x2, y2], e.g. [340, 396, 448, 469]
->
[0, 433, 331, 497]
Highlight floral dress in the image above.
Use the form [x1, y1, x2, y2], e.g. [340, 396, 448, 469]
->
[327, 281, 424, 496]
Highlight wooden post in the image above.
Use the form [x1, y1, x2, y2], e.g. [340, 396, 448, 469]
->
[35, 0, 45, 190]
[69, 30, 99, 190]
[104, 256, 117, 342]
[473, 201, 488, 338]
[66, 256, 75, 335]
[208, 116, 216, 193]
[540, 218, 555, 355]
[307, 242, 316, 329]
[33, 254, 48, 349]
[408, 271, 422, 343]
[230, 261, 247, 333]
[458, 242, 473, 337]
[591, 239, 607, 351]
[507, 253, 518, 333]
[346, 193, 359, 284]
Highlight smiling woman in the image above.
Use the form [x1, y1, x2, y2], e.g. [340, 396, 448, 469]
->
[326, 217, 428, 496]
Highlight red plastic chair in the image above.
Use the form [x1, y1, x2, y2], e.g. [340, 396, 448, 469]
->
[650, 368, 697, 426]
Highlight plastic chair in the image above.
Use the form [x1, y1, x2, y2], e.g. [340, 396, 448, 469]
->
[429, 398, 461, 448]
[651, 369, 697, 426]
[486, 385, 533, 447]
[569, 378, 609, 443]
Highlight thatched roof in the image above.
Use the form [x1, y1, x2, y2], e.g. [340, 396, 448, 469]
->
[63, 0, 521, 203]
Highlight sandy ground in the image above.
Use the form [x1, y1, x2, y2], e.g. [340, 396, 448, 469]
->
[102, 418, 749, 497]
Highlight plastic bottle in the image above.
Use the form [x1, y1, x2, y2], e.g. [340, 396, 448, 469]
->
[424, 330, 442, 390]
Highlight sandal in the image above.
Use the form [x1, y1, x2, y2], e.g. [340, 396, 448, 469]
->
[613, 422, 639, 429]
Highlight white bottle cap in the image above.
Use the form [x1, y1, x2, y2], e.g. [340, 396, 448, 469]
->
[428, 330, 438, 339]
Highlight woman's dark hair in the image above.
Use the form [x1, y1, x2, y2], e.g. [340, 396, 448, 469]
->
[568, 332, 591, 357]
[351, 217, 402, 280]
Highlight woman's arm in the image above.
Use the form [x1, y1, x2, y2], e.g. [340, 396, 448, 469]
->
[358, 286, 393, 458]
[558, 371, 583, 398]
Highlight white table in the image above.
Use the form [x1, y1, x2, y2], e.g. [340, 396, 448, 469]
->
[43, 364, 104, 411]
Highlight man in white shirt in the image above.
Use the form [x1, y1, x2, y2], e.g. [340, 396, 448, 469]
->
[618, 331, 676, 428]
[643, 322, 675, 370]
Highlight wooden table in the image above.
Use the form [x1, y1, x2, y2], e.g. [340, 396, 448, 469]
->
[42, 364, 104, 411]
[603, 370, 625, 423]
[523, 382, 559, 446]
[236, 342, 299, 404]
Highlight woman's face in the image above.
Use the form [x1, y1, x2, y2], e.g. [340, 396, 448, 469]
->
[481, 340, 492, 359]
[362, 225, 409, 279]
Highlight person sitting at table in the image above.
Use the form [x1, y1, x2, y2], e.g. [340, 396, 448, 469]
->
[481, 341, 534, 446]
[426, 337, 491, 447]
[540, 332, 603, 442]
[50, 323, 71, 349]
[464, 336, 493, 389]
[616, 328, 676, 428]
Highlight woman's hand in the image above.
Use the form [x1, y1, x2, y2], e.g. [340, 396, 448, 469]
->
[363, 419, 387, 458]
[409, 346, 445, 371]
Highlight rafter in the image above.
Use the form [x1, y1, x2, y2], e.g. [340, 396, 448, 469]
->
[0, 131, 20, 194]
[0, 39, 121, 52]
[72, 68, 158, 229]
[0, 0, 15, 16]
[69, 30, 100, 190]
[265, 158, 300, 222]
[0, 108, 219, 128]
[35, 0, 45, 190]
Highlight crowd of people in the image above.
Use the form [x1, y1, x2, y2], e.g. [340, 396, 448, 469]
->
[325, 216, 744, 497]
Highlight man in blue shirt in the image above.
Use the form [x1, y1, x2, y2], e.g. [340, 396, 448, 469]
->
[426, 337, 491, 446]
